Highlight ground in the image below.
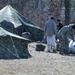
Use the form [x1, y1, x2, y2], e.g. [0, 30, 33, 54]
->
[0, 42, 75, 75]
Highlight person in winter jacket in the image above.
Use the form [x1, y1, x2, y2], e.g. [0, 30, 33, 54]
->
[44, 16, 57, 53]
[58, 24, 75, 55]
[57, 19, 63, 32]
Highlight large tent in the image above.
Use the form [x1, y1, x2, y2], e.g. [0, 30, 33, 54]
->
[0, 5, 44, 59]
[0, 27, 31, 59]
[0, 5, 44, 41]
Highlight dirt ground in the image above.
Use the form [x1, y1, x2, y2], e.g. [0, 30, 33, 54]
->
[0, 42, 75, 75]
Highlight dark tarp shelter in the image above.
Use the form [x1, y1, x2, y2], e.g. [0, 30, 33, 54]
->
[0, 5, 44, 41]
[0, 27, 31, 59]
[0, 5, 44, 59]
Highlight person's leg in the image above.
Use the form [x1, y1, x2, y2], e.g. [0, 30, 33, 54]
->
[50, 35, 57, 52]
[47, 36, 52, 52]
[63, 39, 70, 54]
[59, 39, 70, 55]
[59, 42, 64, 55]
[63, 43, 70, 54]
[47, 45, 51, 52]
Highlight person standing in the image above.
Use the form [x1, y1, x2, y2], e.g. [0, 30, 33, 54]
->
[57, 19, 63, 32]
[58, 24, 75, 55]
[44, 16, 57, 53]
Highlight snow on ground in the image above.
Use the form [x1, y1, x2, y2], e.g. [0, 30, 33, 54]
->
[0, 42, 75, 75]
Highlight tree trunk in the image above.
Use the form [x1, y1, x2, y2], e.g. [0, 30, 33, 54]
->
[65, 0, 71, 25]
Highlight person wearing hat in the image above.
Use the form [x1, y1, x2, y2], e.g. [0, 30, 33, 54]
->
[44, 16, 57, 53]
[57, 24, 75, 55]
[57, 19, 63, 32]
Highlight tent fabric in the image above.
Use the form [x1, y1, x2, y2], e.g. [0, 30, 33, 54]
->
[0, 27, 31, 59]
[0, 5, 34, 28]
[0, 5, 44, 41]
[0, 5, 44, 59]
[0, 27, 31, 41]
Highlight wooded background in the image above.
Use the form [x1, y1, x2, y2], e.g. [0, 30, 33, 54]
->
[0, 0, 75, 28]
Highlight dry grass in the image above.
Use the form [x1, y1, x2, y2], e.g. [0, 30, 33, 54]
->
[0, 42, 75, 75]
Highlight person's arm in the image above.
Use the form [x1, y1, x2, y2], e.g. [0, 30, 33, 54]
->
[60, 27, 68, 40]
[70, 33, 75, 41]
[44, 23, 47, 37]
[53, 21, 57, 35]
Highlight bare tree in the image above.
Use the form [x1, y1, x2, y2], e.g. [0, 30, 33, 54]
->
[65, 0, 71, 25]
[47, 0, 63, 21]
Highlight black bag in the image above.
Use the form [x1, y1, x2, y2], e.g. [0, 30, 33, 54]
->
[36, 43, 45, 51]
